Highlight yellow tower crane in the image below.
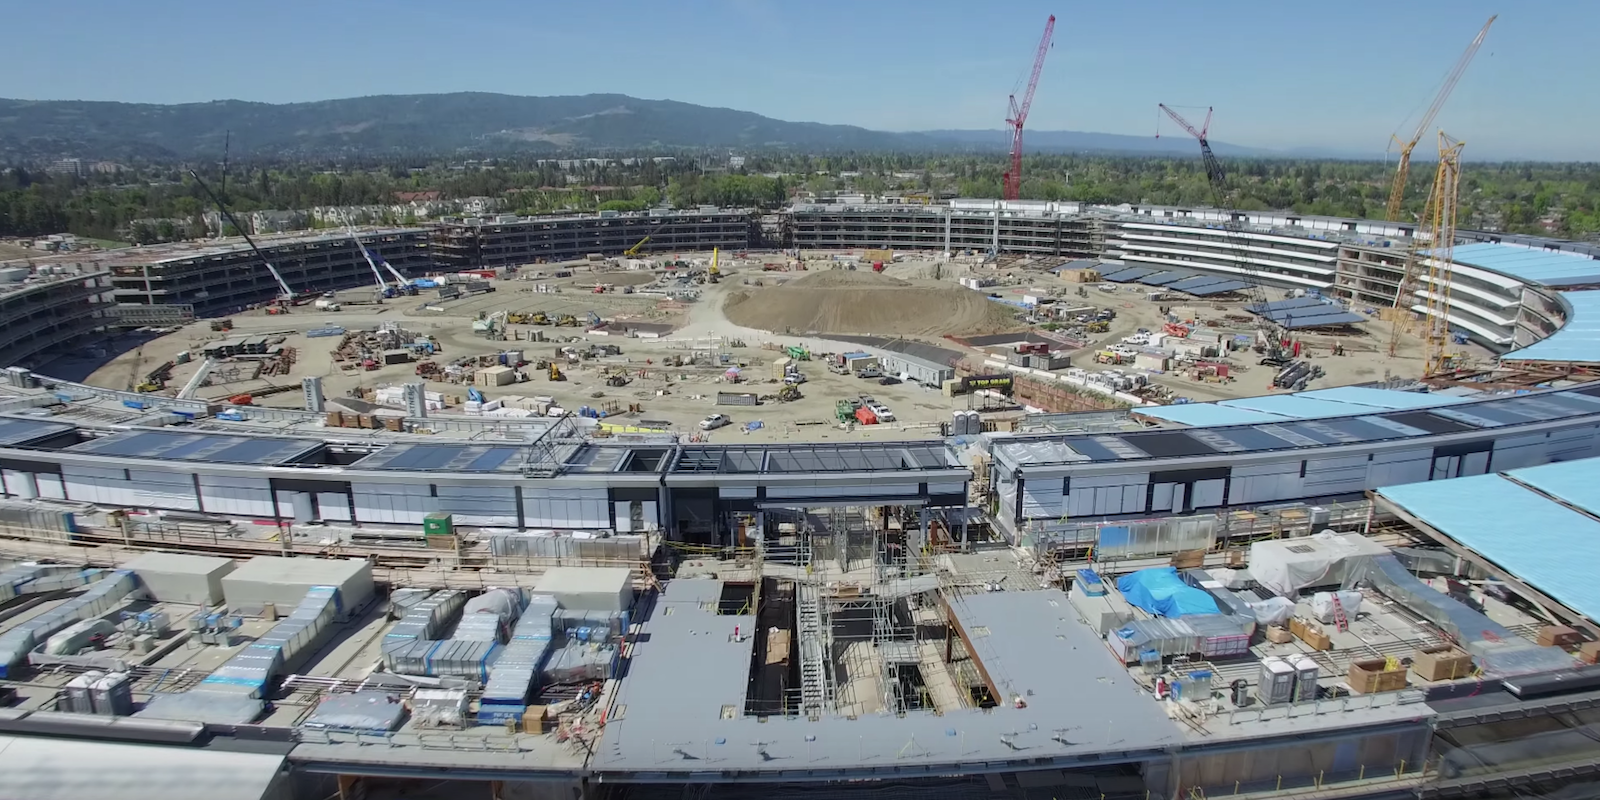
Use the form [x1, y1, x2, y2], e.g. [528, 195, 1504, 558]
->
[1422, 132, 1467, 376]
[1384, 16, 1494, 222]
[1387, 131, 1467, 362]
[623, 236, 650, 257]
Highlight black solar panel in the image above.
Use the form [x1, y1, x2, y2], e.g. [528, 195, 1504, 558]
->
[1119, 431, 1216, 458]
[1381, 411, 1476, 435]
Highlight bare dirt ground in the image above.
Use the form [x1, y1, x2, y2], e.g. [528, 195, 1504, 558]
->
[723, 269, 1023, 337]
[73, 252, 1459, 444]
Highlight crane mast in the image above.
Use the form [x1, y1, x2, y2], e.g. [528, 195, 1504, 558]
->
[1384, 16, 1494, 221]
[1003, 15, 1055, 201]
[1423, 132, 1466, 376]
[1156, 104, 1287, 359]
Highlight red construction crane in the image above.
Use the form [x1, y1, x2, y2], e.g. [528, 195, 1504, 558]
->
[1003, 14, 1055, 201]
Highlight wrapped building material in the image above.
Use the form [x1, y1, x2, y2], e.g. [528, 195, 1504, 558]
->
[1117, 567, 1218, 618]
[412, 688, 468, 729]
[539, 641, 615, 685]
[0, 570, 137, 677]
[136, 691, 264, 725]
[1310, 591, 1364, 625]
[1068, 578, 1134, 635]
[1250, 531, 1388, 597]
[124, 552, 235, 605]
[1185, 613, 1253, 659]
[1107, 619, 1199, 664]
[514, 595, 559, 641]
[534, 567, 634, 613]
[303, 691, 407, 733]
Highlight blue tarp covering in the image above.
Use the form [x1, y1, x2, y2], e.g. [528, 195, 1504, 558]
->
[1116, 567, 1219, 618]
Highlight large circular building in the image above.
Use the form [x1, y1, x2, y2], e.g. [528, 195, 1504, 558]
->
[0, 205, 1598, 800]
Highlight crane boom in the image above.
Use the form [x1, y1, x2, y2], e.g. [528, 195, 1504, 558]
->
[1156, 104, 1288, 359]
[1384, 16, 1495, 221]
[341, 211, 390, 293]
[1003, 15, 1055, 201]
[188, 169, 295, 302]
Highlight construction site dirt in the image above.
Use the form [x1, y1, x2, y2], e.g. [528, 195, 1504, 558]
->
[70, 252, 1473, 441]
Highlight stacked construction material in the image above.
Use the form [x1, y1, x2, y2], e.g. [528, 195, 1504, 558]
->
[0, 570, 135, 677]
[478, 594, 559, 725]
[198, 585, 341, 698]
[382, 588, 523, 681]
[302, 691, 407, 734]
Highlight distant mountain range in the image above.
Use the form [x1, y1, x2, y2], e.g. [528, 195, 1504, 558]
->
[0, 92, 1366, 162]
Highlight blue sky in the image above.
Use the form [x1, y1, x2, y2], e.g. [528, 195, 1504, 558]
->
[3, 0, 1594, 160]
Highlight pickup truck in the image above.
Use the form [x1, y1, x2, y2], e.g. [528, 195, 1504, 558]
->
[856, 366, 883, 379]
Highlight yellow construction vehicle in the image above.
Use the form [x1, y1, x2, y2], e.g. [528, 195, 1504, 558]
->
[506, 312, 530, 324]
[555, 314, 580, 327]
[1084, 321, 1110, 333]
[707, 248, 721, 283]
[548, 363, 565, 381]
[529, 311, 551, 326]
[624, 236, 650, 257]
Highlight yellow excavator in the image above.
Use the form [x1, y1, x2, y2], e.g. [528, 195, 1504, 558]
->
[707, 248, 720, 283]
[624, 236, 650, 257]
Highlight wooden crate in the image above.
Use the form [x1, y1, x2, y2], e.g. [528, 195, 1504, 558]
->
[1348, 659, 1408, 694]
[1290, 616, 1332, 651]
[1537, 625, 1582, 648]
[1412, 646, 1474, 680]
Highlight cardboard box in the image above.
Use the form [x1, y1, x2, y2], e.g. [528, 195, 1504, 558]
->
[1170, 549, 1206, 570]
[1348, 659, 1409, 694]
[1537, 625, 1582, 648]
[1265, 625, 1294, 644]
[1290, 616, 1332, 651]
[522, 705, 548, 734]
[1579, 640, 1600, 665]
[1412, 646, 1474, 681]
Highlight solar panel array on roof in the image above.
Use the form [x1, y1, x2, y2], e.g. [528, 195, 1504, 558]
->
[1140, 271, 1193, 286]
[1185, 280, 1252, 296]
[0, 417, 75, 448]
[995, 381, 1600, 467]
[69, 430, 320, 466]
[1247, 296, 1331, 313]
[1101, 267, 1155, 282]
[673, 443, 954, 474]
[352, 443, 531, 473]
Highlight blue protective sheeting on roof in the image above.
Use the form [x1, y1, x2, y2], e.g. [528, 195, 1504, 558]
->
[1502, 290, 1600, 364]
[1116, 567, 1219, 618]
[1377, 466, 1600, 623]
[1137, 404, 1294, 427]
[1217, 394, 1381, 419]
[1294, 386, 1467, 410]
[1505, 458, 1600, 518]
[1446, 242, 1600, 288]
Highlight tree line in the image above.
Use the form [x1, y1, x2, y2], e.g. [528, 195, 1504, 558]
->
[3, 152, 1598, 243]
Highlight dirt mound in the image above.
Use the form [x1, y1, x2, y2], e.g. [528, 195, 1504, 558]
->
[723, 278, 1023, 337]
[788, 270, 910, 288]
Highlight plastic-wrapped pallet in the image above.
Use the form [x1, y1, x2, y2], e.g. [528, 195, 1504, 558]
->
[303, 691, 406, 733]
[1185, 613, 1252, 659]
[452, 613, 504, 643]
[428, 640, 501, 681]
[513, 595, 558, 641]
[412, 688, 468, 729]
[553, 609, 626, 640]
[540, 641, 614, 685]
[463, 588, 522, 623]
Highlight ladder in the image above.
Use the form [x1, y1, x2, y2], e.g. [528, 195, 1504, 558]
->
[797, 582, 828, 715]
[1330, 594, 1350, 633]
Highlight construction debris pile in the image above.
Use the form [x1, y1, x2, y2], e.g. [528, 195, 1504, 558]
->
[332, 323, 440, 373]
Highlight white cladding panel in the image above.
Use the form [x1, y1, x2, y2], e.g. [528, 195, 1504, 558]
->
[435, 485, 518, 527]
[352, 482, 439, 525]
[198, 474, 275, 518]
[522, 486, 609, 529]
[35, 474, 64, 500]
[765, 483, 920, 499]
[1368, 448, 1432, 487]
[1303, 455, 1369, 496]
[316, 493, 351, 521]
